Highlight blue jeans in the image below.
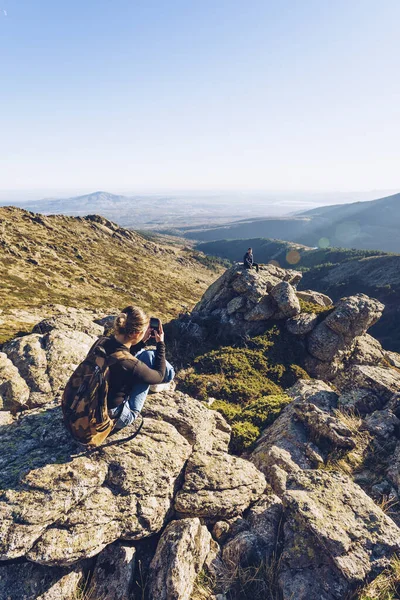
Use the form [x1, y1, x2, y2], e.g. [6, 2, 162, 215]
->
[109, 350, 175, 430]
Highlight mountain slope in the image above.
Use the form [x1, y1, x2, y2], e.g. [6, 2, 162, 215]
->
[173, 191, 400, 252]
[301, 191, 400, 222]
[0, 207, 223, 343]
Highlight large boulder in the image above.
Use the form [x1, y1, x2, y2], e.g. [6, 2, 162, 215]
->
[251, 380, 339, 472]
[286, 312, 318, 336]
[0, 561, 84, 600]
[270, 281, 301, 318]
[148, 518, 212, 600]
[2, 328, 96, 409]
[324, 294, 384, 338]
[175, 449, 266, 519]
[243, 295, 276, 321]
[0, 351, 30, 411]
[306, 294, 385, 371]
[33, 311, 103, 337]
[296, 289, 333, 307]
[335, 365, 400, 412]
[307, 322, 342, 362]
[279, 467, 400, 593]
[89, 543, 136, 600]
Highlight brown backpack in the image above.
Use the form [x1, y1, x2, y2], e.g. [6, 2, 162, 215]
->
[61, 336, 134, 446]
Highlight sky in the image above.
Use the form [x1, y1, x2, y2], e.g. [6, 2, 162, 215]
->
[1, 0, 400, 197]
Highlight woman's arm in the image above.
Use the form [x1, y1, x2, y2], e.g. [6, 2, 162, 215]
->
[134, 342, 166, 384]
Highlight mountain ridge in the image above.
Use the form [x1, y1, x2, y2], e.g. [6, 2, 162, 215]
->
[171, 191, 400, 253]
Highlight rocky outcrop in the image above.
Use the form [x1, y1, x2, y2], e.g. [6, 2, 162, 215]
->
[1, 266, 399, 599]
[193, 264, 302, 334]
[191, 266, 387, 386]
[0, 392, 265, 568]
[246, 378, 400, 600]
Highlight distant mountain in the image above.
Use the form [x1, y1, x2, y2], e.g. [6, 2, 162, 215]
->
[1, 191, 315, 230]
[175, 192, 400, 253]
[2, 191, 145, 225]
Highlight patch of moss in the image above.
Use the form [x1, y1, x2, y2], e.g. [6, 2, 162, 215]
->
[241, 394, 292, 427]
[211, 393, 291, 454]
[298, 298, 332, 315]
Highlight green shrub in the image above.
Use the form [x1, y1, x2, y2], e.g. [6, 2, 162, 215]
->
[231, 421, 260, 453]
[177, 323, 308, 454]
[211, 400, 242, 423]
[180, 372, 224, 402]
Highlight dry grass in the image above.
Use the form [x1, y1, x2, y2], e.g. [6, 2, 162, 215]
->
[356, 556, 400, 600]
[0, 207, 223, 343]
[318, 408, 372, 477]
[333, 407, 363, 434]
[191, 553, 282, 600]
[191, 568, 216, 600]
[376, 495, 400, 517]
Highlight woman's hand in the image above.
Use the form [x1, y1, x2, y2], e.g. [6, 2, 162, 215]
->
[142, 325, 153, 343]
[154, 320, 165, 343]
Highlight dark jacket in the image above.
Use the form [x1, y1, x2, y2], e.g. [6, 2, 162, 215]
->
[243, 251, 253, 267]
[102, 336, 166, 409]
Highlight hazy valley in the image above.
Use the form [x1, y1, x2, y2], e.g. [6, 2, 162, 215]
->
[166, 192, 400, 254]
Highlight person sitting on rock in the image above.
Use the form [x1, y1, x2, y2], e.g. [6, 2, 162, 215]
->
[104, 306, 175, 430]
[243, 247, 259, 273]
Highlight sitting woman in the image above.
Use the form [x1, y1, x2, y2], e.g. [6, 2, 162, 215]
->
[103, 305, 175, 430]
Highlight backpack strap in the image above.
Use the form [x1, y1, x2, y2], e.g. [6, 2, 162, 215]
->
[109, 349, 138, 365]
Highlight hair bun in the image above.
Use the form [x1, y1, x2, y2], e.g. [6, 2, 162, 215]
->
[115, 313, 128, 329]
[114, 305, 148, 338]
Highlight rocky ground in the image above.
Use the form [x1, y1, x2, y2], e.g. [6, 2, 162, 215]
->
[1, 264, 400, 599]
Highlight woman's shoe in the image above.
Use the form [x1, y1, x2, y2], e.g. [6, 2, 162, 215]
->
[149, 380, 176, 394]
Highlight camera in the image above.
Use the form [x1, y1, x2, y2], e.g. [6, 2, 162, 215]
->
[150, 317, 160, 335]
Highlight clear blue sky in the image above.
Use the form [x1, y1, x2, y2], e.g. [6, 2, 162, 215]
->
[1, 0, 399, 194]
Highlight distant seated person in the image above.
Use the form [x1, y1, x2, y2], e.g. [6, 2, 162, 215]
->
[243, 247, 259, 272]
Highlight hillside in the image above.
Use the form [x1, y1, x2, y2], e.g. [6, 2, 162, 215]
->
[171, 191, 400, 253]
[168, 216, 314, 245]
[0, 207, 224, 344]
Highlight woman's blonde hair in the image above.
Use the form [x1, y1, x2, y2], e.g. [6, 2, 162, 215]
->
[114, 305, 148, 339]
